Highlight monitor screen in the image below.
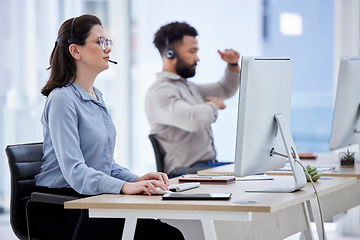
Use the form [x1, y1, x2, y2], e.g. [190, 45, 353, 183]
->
[234, 56, 306, 192]
[329, 57, 360, 150]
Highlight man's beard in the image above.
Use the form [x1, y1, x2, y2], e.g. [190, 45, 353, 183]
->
[175, 57, 196, 78]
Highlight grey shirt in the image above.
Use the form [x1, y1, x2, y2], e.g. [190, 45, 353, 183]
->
[145, 67, 240, 173]
[35, 83, 138, 195]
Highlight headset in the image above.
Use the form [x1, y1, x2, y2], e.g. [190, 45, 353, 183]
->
[68, 17, 80, 44]
[165, 36, 175, 59]
[66, 16, 118, 64]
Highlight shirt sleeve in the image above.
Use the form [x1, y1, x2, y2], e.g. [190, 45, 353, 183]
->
[195, 67, 240, 100]
[147, 84, 219, 132]
[111, 159, 138, 182]
[46, 92, 127, 195]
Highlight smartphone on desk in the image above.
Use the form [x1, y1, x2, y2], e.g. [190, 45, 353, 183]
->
[162, 192, 232, 200]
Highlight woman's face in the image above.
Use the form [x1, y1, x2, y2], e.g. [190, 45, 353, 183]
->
[78, 24, 112, 72]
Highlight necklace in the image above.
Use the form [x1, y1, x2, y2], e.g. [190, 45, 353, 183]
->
[85, 90, 97, 99]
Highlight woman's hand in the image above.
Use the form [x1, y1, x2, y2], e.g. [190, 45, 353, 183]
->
[135, 172, 170, 186]
[121, 180, 169, 196]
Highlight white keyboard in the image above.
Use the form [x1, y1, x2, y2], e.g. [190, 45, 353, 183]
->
[276, 164, 335, 172]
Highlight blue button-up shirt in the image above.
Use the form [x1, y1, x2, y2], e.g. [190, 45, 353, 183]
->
[35, 83, 138, 195]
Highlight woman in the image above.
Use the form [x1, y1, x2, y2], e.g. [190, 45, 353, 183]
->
[34, 14, 184, 240]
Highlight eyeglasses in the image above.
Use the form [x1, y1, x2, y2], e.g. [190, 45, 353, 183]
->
[84, 37, 113, 50]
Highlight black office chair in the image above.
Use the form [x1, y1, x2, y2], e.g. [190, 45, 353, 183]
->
[148, 134, 209, 178]
[148, 134, 166, 172]
[5, 142, 83, 240]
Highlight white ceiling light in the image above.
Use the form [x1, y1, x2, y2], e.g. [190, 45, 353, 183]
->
[280, 13, 303, 36]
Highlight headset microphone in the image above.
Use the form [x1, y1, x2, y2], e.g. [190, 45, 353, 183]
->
[68, 17, 117, 65]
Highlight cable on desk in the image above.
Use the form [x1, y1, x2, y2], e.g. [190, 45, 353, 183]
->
[295, 159, 325, 240]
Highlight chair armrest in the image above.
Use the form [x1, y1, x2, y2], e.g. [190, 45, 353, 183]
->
[31, 192, 81, 205]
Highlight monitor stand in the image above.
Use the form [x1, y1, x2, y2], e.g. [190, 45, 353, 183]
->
[246, 114, 307, 193]
[353, 105, 360, 142]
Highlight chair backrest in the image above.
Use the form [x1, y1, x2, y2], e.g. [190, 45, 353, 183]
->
[5, 142, 43, 240]
[148, 134, 166, 173]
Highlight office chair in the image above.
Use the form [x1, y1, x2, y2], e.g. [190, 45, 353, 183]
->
[148, 134, 209, 178]
[148, 134, 166, 172]
[5, 142, 83, 240]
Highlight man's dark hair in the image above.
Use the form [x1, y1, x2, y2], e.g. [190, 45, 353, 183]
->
[153, 21, 198, 56]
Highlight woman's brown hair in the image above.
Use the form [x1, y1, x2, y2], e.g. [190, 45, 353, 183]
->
[41, 14, 102, 96]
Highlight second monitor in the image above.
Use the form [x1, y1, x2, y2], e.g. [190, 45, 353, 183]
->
[330, 56, 360, 150]
[234, 56, 306, 192]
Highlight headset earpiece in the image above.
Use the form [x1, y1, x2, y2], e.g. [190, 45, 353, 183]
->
[68, 17, 80, 44]
[165, 37, 175, 59]
[165, 49, 175, 59]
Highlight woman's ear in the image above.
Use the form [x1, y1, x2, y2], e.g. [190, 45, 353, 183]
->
[68, 44, 81, 60]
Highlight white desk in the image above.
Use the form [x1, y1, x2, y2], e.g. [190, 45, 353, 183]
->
[65, 176, 356, 240]
[198, 154, 360, 238]
[198, 153, 360, 179]
[269, 153, 360, 237]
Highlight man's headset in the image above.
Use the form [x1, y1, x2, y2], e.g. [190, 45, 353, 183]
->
[68, 17, 79, 44]
[165, 36, 175, 59]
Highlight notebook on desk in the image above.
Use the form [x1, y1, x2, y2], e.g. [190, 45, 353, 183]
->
[298, 153, 317, 160]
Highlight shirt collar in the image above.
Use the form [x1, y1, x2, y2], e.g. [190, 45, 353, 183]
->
[156, 71, 187, 82]
[71, 82, 104, 105]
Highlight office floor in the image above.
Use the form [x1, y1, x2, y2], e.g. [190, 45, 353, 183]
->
[285, 223, 360, 240]
[1, 213, 359, 240]
[0, 213, 16, 240]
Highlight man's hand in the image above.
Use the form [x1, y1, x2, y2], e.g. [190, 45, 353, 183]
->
[218, 49, 240, 65]
[206, 97, 226, 109]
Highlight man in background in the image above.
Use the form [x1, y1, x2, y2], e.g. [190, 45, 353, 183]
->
[145, 21, 240, 178]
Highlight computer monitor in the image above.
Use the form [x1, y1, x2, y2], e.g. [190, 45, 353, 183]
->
[329, 57, 360, 150]
[234, 56, 306, 192]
